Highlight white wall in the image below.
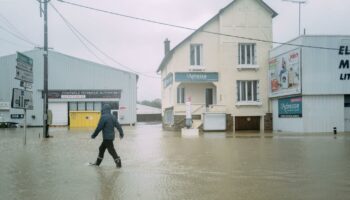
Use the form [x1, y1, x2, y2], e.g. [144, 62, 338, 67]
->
[272, 99, 304, 132]
[302, 36, 350, 95]
[303, 95, 344, 133]
[273, 95, 345, 133]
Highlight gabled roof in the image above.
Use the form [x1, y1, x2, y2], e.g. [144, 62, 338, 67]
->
[157, 0, 277, 73]
[5, 49, 138, 78]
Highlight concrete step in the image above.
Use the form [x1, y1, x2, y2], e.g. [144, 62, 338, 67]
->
[192, 119, 202, 129]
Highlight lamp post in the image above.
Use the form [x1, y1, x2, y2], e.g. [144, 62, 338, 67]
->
[283, 0, 307, 36]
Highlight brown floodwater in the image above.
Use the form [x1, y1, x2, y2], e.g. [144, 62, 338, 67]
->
[1, 124, 350, 200]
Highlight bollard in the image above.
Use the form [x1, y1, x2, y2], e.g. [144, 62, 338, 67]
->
[333, 127, 337, 135]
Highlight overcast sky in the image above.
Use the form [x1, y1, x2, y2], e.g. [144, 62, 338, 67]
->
[1, 0, 350, 101]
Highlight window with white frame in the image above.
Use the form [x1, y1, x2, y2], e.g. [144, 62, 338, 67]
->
[238, 43, 256, 65]
[237, 80, 259, 102]
[177, 87, 185, 104]
[190, 44, 203, 66]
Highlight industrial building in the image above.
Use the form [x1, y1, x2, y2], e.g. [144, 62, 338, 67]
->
[0, 49, 138, 127]
[269, 35, 350, 133]
[157, 0, 277, 131]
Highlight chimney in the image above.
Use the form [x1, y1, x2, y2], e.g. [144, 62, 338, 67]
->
[164, 38, 170, 56]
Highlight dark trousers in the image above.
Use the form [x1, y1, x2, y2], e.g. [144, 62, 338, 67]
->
[98, 140, 119, 160]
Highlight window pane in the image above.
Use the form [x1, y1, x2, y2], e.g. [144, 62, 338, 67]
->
[247, 45, 251, 64]
[196, 45, 201, 65]
[253, 81, 258, 101]
[94, 102, 102, 111]
[237, 81, 241, 101]
[190, 45, 195, 65]
[252, 44, 256, 64]
[86, 102, 94, 111]
[242, 81, 246, 101]
[177, 88, 180, 103]
[241, 44, 245, 64]
[181, 88, 185, 103]
[247, 81, 252, 101]
[78, 102, 85, 111]
[69, 102, 77, 111]
[238, 45, 240, 64]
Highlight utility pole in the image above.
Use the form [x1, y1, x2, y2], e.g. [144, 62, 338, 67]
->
[39, 0, 51, 138]
[282, 0, 307, 36]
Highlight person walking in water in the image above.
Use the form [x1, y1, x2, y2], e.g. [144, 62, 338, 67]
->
[90, 104, 124, 168]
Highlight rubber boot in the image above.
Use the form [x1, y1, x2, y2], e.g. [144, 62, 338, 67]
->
[91, 157, 103, 166]
[115, 157, 122, 168]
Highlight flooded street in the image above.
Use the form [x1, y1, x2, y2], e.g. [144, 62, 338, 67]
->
[1, 124, 350, 200]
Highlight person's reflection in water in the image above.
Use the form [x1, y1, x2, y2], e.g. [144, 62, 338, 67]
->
[95, 168, 120, 200]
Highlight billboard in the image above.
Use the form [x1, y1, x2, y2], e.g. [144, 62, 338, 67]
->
[269, 48, 301, 97]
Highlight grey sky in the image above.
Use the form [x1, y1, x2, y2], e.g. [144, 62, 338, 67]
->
[1, 0, 349, 101]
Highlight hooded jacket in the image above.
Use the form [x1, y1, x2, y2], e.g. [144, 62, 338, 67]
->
[91, 104, 124, 140]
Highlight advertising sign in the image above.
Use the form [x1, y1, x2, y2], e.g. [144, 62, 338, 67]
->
[48, 90, 122, 99]
[175, 72, 219, 82]
[11, 88, 33, 110]
[15, 52, 33, 83]
[163, 73, 173, 88]
[269, 49, 301, 97]
[278, 96, 302, 118]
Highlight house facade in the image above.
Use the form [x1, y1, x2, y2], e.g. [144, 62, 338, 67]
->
[157, 0, 277, 131]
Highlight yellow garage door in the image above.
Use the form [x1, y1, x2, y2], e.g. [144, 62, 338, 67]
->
[69, 111, 101, 128]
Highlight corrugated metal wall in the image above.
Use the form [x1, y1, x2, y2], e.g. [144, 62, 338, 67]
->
[273, 95, 345, 133]
[0, 50, 137, 126]
[272, 99, 304, 132]
[303, 95, 344, 133]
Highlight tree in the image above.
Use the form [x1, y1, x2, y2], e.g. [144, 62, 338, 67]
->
[138, 98, 161, 108]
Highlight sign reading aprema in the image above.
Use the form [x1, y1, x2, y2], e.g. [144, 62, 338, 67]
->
[278, 96, 302, 118]
[269, 48, 301, 97]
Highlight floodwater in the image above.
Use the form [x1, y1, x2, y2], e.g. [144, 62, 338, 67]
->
[1, 124, 350, 200]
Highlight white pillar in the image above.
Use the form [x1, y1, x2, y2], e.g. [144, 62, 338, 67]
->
[260, 115, 265, 133]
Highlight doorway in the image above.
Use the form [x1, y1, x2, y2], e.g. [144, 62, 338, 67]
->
[205, 88, 213, 107]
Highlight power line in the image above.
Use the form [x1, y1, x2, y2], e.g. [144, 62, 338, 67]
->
[0, 24, 37, 46]
[50, 3, 160, 79]
[49, 3, 108, 65]
[0, 13, 37, 45]
[0, 37, 33, 48]
[57, 0, 339, 51]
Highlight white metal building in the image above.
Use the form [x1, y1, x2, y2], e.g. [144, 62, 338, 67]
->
[0, 49, 138, 127]
[269, 35, 350, 133]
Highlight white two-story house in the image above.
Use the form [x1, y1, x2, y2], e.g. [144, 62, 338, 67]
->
[157, 0, 277, 131]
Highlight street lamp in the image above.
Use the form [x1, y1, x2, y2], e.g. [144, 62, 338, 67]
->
[282, 0, 307, 36]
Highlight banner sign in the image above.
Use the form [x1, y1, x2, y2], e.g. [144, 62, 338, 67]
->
[163, 73, 173, 88]
[175, 72, 218, 82]
[48, 90, 122, 99]
[278, 96, 302, 118]
[269, 49, 301, 97]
